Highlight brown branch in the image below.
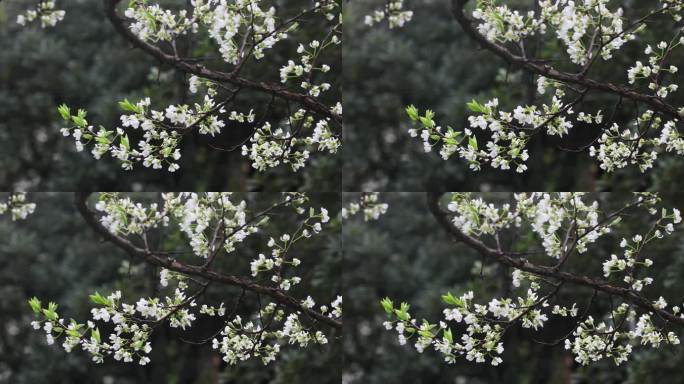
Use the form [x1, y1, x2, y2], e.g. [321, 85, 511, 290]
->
[74, 192, 341, 329]
[102, 0, 340, 125]
[426, 192, 684, 326]
[451, 0, 680, 120]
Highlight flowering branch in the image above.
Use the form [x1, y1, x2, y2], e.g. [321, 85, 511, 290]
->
[386, 0, 684, 174]
[341, 192, 388, 221]
[73, 192, 340, 328]
[18, 0, 341, 173]
[0, 193, 36, 221]
[15, 1, 64, 28]
[382, 192, 684, 367]
[28, 192, 340, 367]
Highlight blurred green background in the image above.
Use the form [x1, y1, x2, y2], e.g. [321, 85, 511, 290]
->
[0, 192, 341, 383]
[343, 0, 684, 191]
[0, 1, 340, 191]
[343, 192, 684, 384]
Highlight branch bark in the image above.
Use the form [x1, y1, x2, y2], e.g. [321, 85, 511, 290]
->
[74, 192, 341, 329]
[427, 192, 684, 326]
[450, 0, 680, 120]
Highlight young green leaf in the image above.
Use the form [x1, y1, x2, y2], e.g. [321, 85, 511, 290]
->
[57, 104, 71, 121]
[28, 297, 42, 314]
[406, 105, 419, 122]
[91, 327, 101, 343]
[89, 292, 111, 307]
[466, 99, 486, 114]
[118, 98, 141, 113]
[380, 297, 394, 315]
[444, 328, 453, 343]
[468, 136, 478, 150]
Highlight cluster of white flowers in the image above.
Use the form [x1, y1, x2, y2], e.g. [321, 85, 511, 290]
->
[383, 192, 684, 367]
[94, 192, 326, 262]
[472, 1, 544, 44]
[16, 1, 65, 28]
[29, 291, 155, 366]
[364, 0, 413, 29]
[628, 41, 681, 98]
[164, 193, 252, 257]
[587, 110, 683, 173]
[341, 193, 388, 221]
[94, 193, 170, 235]
[565, 305, 680, 366]
[602, 207, 681, 291]
[250, 205, 331, 291]
[211, 300, 331, 365]
[123, 0, 286, 64]
[0, 193, 36, 221]
[447, 193, 613, 258]
[58, 89, 255, 172]
[408, 75, 600, 173]
[382, 281, 558, 367]
[469, 0, 632, 65]
[241, 111, 340, 172]
[370, 0, 632, 63]
[280, 38, 337, 98]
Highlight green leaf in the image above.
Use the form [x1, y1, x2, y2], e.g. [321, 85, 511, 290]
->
[418, 329, 434, 338]
[120, 134, 130, 151]
[91, 327, 101, 343]
[395, 302, 411, 321]
[42, 302, 59, 321]
[118, 98, 141, 113]
[28, 297, 42, 314]
[406, 105, 419, 122]
[444, 328, 453, 343]
[71, 115, 88, 128]
[66, 320, 82, 338]
[466, 99, 486, 114]
[380, 297, 394, 315]
[89, 292, 111, 306]
[47, 302, 58, 313]
[441, 292, 463, 307]
[468, 136, 478, 150]
[95, 136, 111, 145]
[57, 104, 71, 121]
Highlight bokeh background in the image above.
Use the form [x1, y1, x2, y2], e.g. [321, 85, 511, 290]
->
[344, 192, 684, 384]
[0, 1, 340, 191]
[0, 192, 341, 384]
[343, 0, 684, 191]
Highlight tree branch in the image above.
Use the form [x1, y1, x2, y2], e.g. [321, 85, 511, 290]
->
[426, 192, 684, 326]
[450, 0, 680, 120]
[102, 0, 340, 125]
[74, 192, 341, 329]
